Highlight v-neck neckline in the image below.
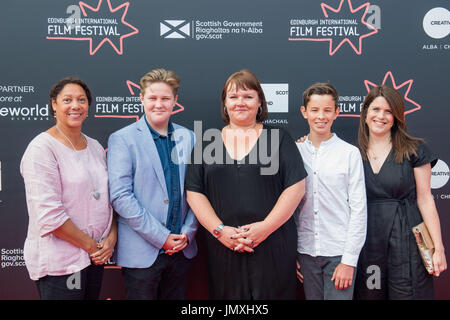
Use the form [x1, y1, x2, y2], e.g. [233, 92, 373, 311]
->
[221, 124, 264, 162]
[367, 148, 393, 175]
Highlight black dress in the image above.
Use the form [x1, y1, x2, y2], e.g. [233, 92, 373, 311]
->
[185, 125, 307, 299]
[354, 142, 437, 300]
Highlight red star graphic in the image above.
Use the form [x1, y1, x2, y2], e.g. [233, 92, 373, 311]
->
[289, 0, 378, 55]
[47, 0, 139, 55]
[364, 71, 422, 115]
[321, 0, 378, 55]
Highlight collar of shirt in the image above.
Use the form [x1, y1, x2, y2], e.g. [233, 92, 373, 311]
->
[144, 117, 174, 140]
[305, 133, 338, 151]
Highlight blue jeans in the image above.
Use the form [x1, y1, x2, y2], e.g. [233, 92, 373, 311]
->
[35, 264, 104, 300]
[298, 253, 356, 300]
[122, 252, 191, 300]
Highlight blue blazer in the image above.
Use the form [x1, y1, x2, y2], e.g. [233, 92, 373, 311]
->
[107, 117, 198, 268]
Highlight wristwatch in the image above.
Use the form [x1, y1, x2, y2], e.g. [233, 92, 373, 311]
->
[212, 223, 225, 239]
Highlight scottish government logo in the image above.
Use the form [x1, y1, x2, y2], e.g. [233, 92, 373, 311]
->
[160, 20, 191, 39]
[160, 19, 264, 41]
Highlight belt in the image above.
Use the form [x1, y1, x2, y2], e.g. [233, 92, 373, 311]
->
[367, 197, 413, 205]
[368, 197, 414, 279]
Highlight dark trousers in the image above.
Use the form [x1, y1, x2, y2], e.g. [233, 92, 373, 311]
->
[122, 252, 191, 300]
[298, 253, 356, 300]
[35, 264, 104, 300]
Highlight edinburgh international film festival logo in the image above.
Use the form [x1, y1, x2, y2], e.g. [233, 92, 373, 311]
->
[46, 0, 139, 55]
[289, 0, 380, 55]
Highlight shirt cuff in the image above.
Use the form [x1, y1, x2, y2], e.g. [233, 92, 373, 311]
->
[39, 215, 70, 238]
[154, 227, 171, 250]
[341, 252, 359, 267]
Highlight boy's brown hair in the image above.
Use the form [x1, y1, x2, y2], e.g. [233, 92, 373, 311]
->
[302, 82, 338, 109]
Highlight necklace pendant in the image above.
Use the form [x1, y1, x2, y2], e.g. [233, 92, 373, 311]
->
[93, 191, 100, 200]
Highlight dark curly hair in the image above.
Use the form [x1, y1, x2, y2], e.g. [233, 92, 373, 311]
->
[49, 77, 92, 118]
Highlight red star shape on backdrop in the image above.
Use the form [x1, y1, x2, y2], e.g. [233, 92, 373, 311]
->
[364, 71, 422, 115]
[78, 0, 138, 55]
[321, 0, 378, 55]
[47, 0, 139, 55]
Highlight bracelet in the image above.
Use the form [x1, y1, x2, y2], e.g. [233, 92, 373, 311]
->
[212, 223, 224, 239]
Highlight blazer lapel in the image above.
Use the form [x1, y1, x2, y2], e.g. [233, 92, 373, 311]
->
[136, 117, 167, 194]
[172, 125, 190, 195]
[172, 125, 192, 220]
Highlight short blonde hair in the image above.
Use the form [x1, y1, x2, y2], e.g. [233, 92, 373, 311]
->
[140, 68, 180, 96]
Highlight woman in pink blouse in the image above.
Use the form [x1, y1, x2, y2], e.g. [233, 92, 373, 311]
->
[20, 77, 117, 300]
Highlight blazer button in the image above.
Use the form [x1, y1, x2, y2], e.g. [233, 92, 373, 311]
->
[164, 199, 169, 204]
[161, 222, 166, 226]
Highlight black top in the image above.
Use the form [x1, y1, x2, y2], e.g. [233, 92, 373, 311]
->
[185, 125, 307, 299]
[355, 141, 437, 299]
[365, 141, 437, 203]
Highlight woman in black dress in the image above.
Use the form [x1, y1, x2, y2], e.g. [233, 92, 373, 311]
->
[354, 85, 447, 299]
[185, 70, 307, 299]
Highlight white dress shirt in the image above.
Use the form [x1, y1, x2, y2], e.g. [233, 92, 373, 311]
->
[296, 134, 367, 267]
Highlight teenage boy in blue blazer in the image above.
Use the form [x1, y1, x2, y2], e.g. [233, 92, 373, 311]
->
[107, 69, 198, 300]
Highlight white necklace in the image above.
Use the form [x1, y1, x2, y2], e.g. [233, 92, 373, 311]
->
[55, 125, 101, 200]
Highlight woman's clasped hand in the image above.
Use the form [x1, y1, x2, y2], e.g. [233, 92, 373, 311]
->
[224, 222, 271, 253]
[222, 226, 254, 253]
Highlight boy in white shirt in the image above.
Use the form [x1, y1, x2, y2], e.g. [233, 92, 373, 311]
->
[296, 82, 367, 300]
